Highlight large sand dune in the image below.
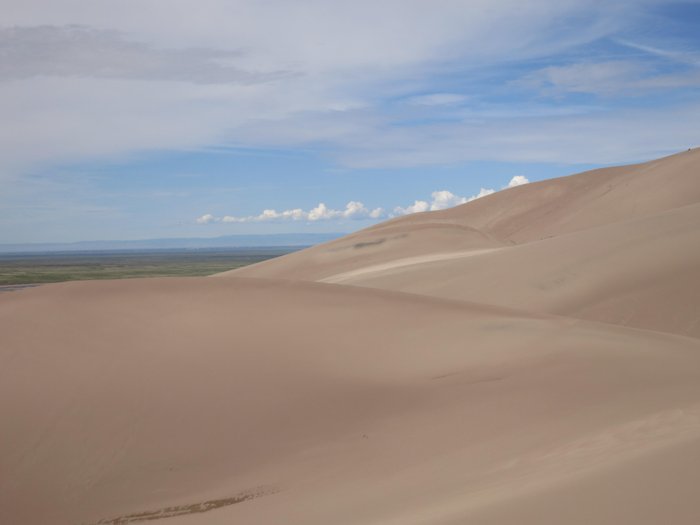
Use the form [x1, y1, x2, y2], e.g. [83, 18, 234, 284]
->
[318, 202, 700, 338]
[224, 149, 700, 338]
[226, 148, 700, 282]
[2, 149, 700, 524]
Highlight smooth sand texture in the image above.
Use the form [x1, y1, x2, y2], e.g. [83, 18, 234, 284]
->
[224, 222, 505, 282]
[225, 149, 700, 338]
[319, 248, 503, 285]
[319, 203, 700, 338]
[2, 149, 700, 524]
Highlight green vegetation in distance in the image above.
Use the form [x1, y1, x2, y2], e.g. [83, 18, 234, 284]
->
[0, 248, 297, 285]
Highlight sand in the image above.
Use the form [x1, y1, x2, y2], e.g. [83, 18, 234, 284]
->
[2, 148, 700, 524]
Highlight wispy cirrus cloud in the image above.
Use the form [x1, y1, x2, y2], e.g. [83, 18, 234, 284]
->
[516, 61, 649, 95]
[0, 25, 290, 84]
[404, 93, 469, 106]
[616, 39, 700, 67]
[517, 59, 700, 96]
[2, 0, 685, 179]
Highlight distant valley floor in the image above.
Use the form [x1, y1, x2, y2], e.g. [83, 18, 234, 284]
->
[0, 247, 297, 285]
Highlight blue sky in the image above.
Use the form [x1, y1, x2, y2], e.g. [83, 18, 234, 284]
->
[1, 0, 699, 243]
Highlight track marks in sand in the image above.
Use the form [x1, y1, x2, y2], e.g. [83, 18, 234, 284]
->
[91, 486, 277, 524]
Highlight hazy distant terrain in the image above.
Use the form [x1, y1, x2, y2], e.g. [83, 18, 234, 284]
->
[2, 150, 700, 525]
[0, 233, 342, 254]
[0, 248, 297, 285]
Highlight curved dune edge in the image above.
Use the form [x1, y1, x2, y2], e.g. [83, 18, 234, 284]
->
[317, 203, 700, 338]
[319, 248, 502, 284]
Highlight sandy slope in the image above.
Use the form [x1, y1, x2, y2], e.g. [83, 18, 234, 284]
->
[320, 248, 503, 285]
[223, 149, 700, 338]
[3, 149, 700, 524]
[2, 277, 700, 525]
[225, 148, 700, 282]
[224, 222, 505, 282]
[319, 203, 700, 338]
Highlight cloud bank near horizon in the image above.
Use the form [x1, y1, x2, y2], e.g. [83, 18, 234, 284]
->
[196, 176, 530, 225]
[196, 201, 385, 225]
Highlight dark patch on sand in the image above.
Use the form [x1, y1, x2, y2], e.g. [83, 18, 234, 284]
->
[92, 486, 277, 524]
[353, 239, 386, 249]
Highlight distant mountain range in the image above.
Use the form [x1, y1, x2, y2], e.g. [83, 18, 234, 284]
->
[0, 233, 344, 253]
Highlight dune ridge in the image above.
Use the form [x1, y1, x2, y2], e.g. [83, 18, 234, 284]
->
[2, 149, 700, 524]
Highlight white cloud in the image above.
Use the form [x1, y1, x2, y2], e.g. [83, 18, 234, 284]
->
[218, 176, 532, 225]
[393, 200, 430, 215]
[468, 188, 497, 201]
[206, 176, 530, 223]
[429, 190, 468, 210]
[202, 201, 385, 224]
[392, 190, 474, 215]
[507, 175, 530, 187]
[393, 190, 471, 215]
[195, 213, 215, 224]
[393, 176, 529, 216]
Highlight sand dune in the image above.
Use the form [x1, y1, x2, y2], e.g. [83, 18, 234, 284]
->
[320, 248, 502, 285]
[226, 148, 700, 282]
[319, 203, 700, 338]
[2, 149, 700, 524]
[224, 222, 504, 282]
[225, 149, 700, 338]
[3, 277, 700, 524]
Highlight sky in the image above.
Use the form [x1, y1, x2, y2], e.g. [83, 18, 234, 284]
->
[1, 0, 699, 243]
